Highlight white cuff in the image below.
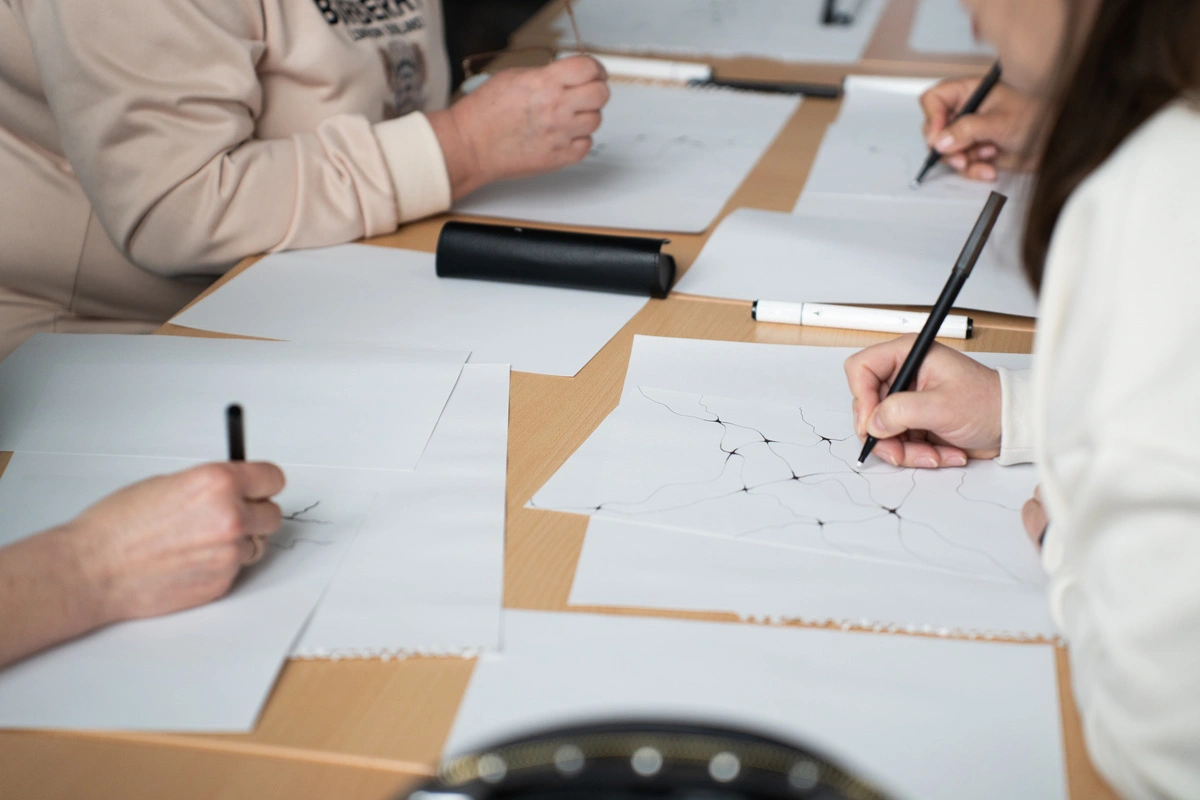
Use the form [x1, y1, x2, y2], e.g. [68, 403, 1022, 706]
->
[373, 112, 452, 224]
[996, 367, 1036, 465]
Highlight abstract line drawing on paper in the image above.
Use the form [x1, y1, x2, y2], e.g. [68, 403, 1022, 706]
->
[531, 387, 1044, 585]
[270, 501, 338, 551]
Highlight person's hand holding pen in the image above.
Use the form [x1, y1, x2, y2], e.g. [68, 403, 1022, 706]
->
[844, 336, 1003, 468]
[920, 78, 1041, 182]
[66, 462, 287, 622]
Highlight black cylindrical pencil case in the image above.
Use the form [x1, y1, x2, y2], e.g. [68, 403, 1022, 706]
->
[436, 222, 676, 298]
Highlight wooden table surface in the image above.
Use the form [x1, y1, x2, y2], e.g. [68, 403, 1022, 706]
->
[0, 2, 1116, 798]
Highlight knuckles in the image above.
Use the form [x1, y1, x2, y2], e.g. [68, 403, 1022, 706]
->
[187, 463, 239, 502]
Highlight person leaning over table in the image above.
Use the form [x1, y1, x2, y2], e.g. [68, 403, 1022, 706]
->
[0, 460, 287, 667]
[844, 0, 1200, 796]
[0, 0, 609, 359]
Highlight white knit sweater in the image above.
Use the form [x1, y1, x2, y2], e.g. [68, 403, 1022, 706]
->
[998, 99, 1200, 799]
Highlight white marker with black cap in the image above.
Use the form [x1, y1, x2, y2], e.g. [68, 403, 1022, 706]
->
[752, 301, 973, 339]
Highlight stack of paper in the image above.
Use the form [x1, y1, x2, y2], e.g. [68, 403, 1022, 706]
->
[0, 334, 510, 730]
[529, 336, 1055, 639]
[549, 0, 888, 65]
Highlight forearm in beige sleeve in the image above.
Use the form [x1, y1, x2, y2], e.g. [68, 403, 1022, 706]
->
[16, 0, 448, 276]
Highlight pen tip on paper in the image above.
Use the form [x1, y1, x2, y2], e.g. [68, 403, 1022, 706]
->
[909, 179, 921, 190]
[854, 459, 865, 468]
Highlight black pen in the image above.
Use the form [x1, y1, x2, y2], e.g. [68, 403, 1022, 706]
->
[226, 403, 245, 461]
[911, 61, 1003, 188]
[690, 77, 843, 99]
[856, 191, 1007, 466]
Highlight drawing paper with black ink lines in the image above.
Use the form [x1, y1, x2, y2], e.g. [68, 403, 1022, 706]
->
[531, 337, 1051, 637]
[532, 386, 1043, 587]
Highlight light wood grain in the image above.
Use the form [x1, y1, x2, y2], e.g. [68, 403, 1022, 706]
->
[0, 732, 425, 800]
[0, 1, 1112, 796]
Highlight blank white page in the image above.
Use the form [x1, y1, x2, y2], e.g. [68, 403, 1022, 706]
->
[674, 207, 1038, 316]
[0, 334, 466, 471]
[550, 0, 887, 64]
[799, 76, 1015, 205]
[171, 244, 646, 377]
[454, 82, 799, 233]
[620, 336, 1032, 410]
[572, 517, 1056, 639]
[0, 454, 371, 731]
[909, 0, 995, 56]
[444, 610, 1068, 800]
[293, 364, 509, 657]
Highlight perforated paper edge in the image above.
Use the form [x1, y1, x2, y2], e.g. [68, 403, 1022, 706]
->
[290, 646, 484, 662]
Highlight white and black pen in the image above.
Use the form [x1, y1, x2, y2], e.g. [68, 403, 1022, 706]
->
[753, 301, 973, 339]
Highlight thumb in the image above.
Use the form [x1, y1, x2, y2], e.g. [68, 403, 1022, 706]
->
[867, 391, 947, 440]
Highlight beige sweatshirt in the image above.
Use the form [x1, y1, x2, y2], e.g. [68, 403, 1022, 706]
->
[0, 0, 452, 353]
[997, 101, 1200, 799]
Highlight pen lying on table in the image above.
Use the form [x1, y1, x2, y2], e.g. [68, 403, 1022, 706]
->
[753, 300, 973, 339]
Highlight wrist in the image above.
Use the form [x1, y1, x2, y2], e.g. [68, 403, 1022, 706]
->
[50, 520, 122, 630]
[426, 107, 486, 200]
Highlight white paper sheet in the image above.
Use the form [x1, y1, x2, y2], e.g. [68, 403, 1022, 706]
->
[0, 454, 371, 731]
[293, 364, 509, 657]
[620, 336, 1032, 411]
[532, 386, 1045, 587]
[0, 334, 466, 471]
[673, 207, 1038, 316]
[171, 245, 645, 377]
[535, 338, 1049, 636]
[454, 83, 799, 233]
[444, 611, 1068, 800]
[572, 518, 1056, 638]
[909, 0, 995, 56]
[550, 0, 887, 65]
[799, 76, 1020, 205]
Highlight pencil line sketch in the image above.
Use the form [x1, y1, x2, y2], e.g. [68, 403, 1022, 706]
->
[269, 500, 338, 551]
[283, 501, 332, 524]
[531, 387, 1043, 586]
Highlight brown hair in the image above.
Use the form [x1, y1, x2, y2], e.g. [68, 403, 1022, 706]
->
[1023, 0, 1200, 289]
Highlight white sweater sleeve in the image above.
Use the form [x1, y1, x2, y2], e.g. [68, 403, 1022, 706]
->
[12, 0, 449, 276]
[1041, 106, 1200, 799]
[996, 367, 1035, 465]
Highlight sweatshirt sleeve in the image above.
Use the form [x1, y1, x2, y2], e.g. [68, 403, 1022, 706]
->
[1044, 109, 1200, 799]
[995, 367, 1035, 465]
[13, 0, 450, 276]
